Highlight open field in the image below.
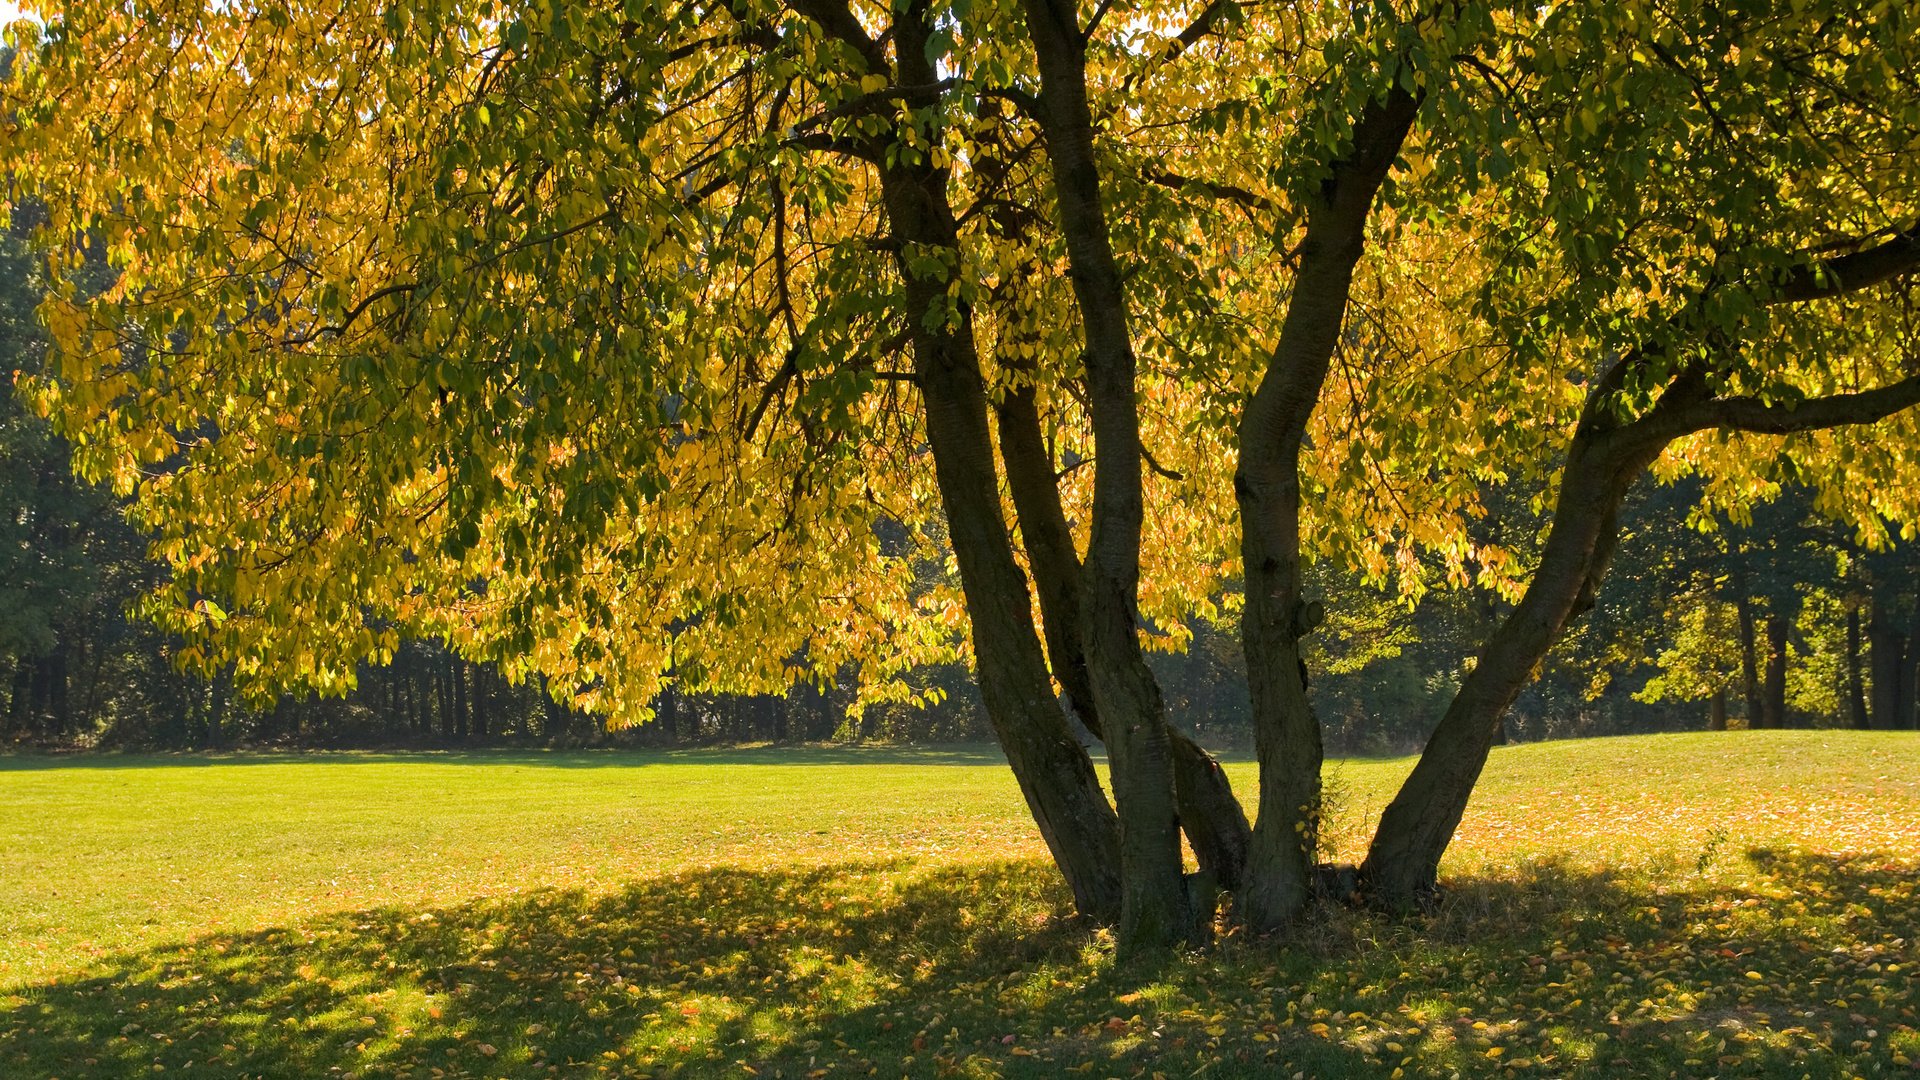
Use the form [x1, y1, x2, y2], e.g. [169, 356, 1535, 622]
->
[2, 731, 1917, 1078]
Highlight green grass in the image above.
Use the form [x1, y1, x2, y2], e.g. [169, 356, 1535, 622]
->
[2, 731, 1916, 1078]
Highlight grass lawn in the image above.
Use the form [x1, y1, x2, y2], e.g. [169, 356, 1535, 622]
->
[1, 731, 1916, 1078]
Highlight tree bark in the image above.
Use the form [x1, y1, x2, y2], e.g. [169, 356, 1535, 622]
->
[1019, 0, 1198, 950]
[1762, 612, 1789, 729]
[876, 153, 1125, 925]
[1735, 592, 1763, 728]
[995, 375, 1252, 891]
[1709, 687, 1729, 731]
[1362, 425, 1655, 908]
[1847, 605, 1872, 729]
[1235, 86, 1419, 931]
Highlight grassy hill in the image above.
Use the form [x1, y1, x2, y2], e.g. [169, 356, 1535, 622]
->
[1, 731, 1915, 1078]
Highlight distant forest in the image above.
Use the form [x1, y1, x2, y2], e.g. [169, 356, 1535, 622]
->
[6, 214, 1919, 752]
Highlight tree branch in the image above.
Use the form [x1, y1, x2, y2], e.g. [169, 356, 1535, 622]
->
[1671, 375, 1920, 437]
[793, 79, 957, 133]
[783, 0, 890, 73]
[1163, 0, 1237, 63]
[1139, 161, 1278, 220]
[1774, 223, 1920, 303]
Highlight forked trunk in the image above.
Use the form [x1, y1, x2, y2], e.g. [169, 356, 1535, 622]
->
[1021, 0, 1195, 951]
[879, 162, 1124, 924]
[996, 380, 1252, 890]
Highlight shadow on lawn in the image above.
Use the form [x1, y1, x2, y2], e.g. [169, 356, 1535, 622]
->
[3, 851, 1915, 1079]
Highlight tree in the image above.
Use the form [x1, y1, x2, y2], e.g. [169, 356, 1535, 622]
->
[7, 0, 1918, 951]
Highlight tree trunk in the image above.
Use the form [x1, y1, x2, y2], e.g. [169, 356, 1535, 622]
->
[767, 694, 788, 742]
[47, 647, 71, 738]
[453, 657, 470, 739]
[1867, 598, 1901, 729]
[1363, 429, 1651, 909]
[1847, 606, 1872, 729]
[658, 679, 678, 743]
[474, 664, 491, 740]
[5, 658, 27, 736]
[1900, 601, 1920, 729]
[782, 0, 1124, 929]
[1762, 613, 1789, 730]
[1709, 687, 1729, 731]
[208, 670, 229, 749]
[438, 653, 455, 739]
[410, 648, 423, 734]
[541, 676, 568, 740]
[28, 655, 51, 736]
[1235, 86, 1421, 931]
[1736, 592, 1763, 728]
[387, 661, 402, 738]
[1019, 0, 1199, 950]
[876, 154, 1124, 926]
[993, 325, 1251, 892]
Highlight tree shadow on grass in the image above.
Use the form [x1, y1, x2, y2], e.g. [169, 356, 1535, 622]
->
[2, 850, 1914, 1079]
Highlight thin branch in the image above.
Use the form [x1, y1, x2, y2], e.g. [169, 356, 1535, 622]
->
[1139, 161, 1279, 219]
[1141, 444, 1186, 482]
[792, 79, 957, 133]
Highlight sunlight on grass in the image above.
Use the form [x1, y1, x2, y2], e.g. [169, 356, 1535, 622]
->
[1, 731, 1916, 1078]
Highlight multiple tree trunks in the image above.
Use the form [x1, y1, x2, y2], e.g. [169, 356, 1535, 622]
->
[997, 373, 1253, 893]
[4, 651, 71, 737]
[853, 2, 1920, 933]
[877, 151, 1125, 926]
[24, 0, 1912, 960]
[1020, 0, 1200, 951]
